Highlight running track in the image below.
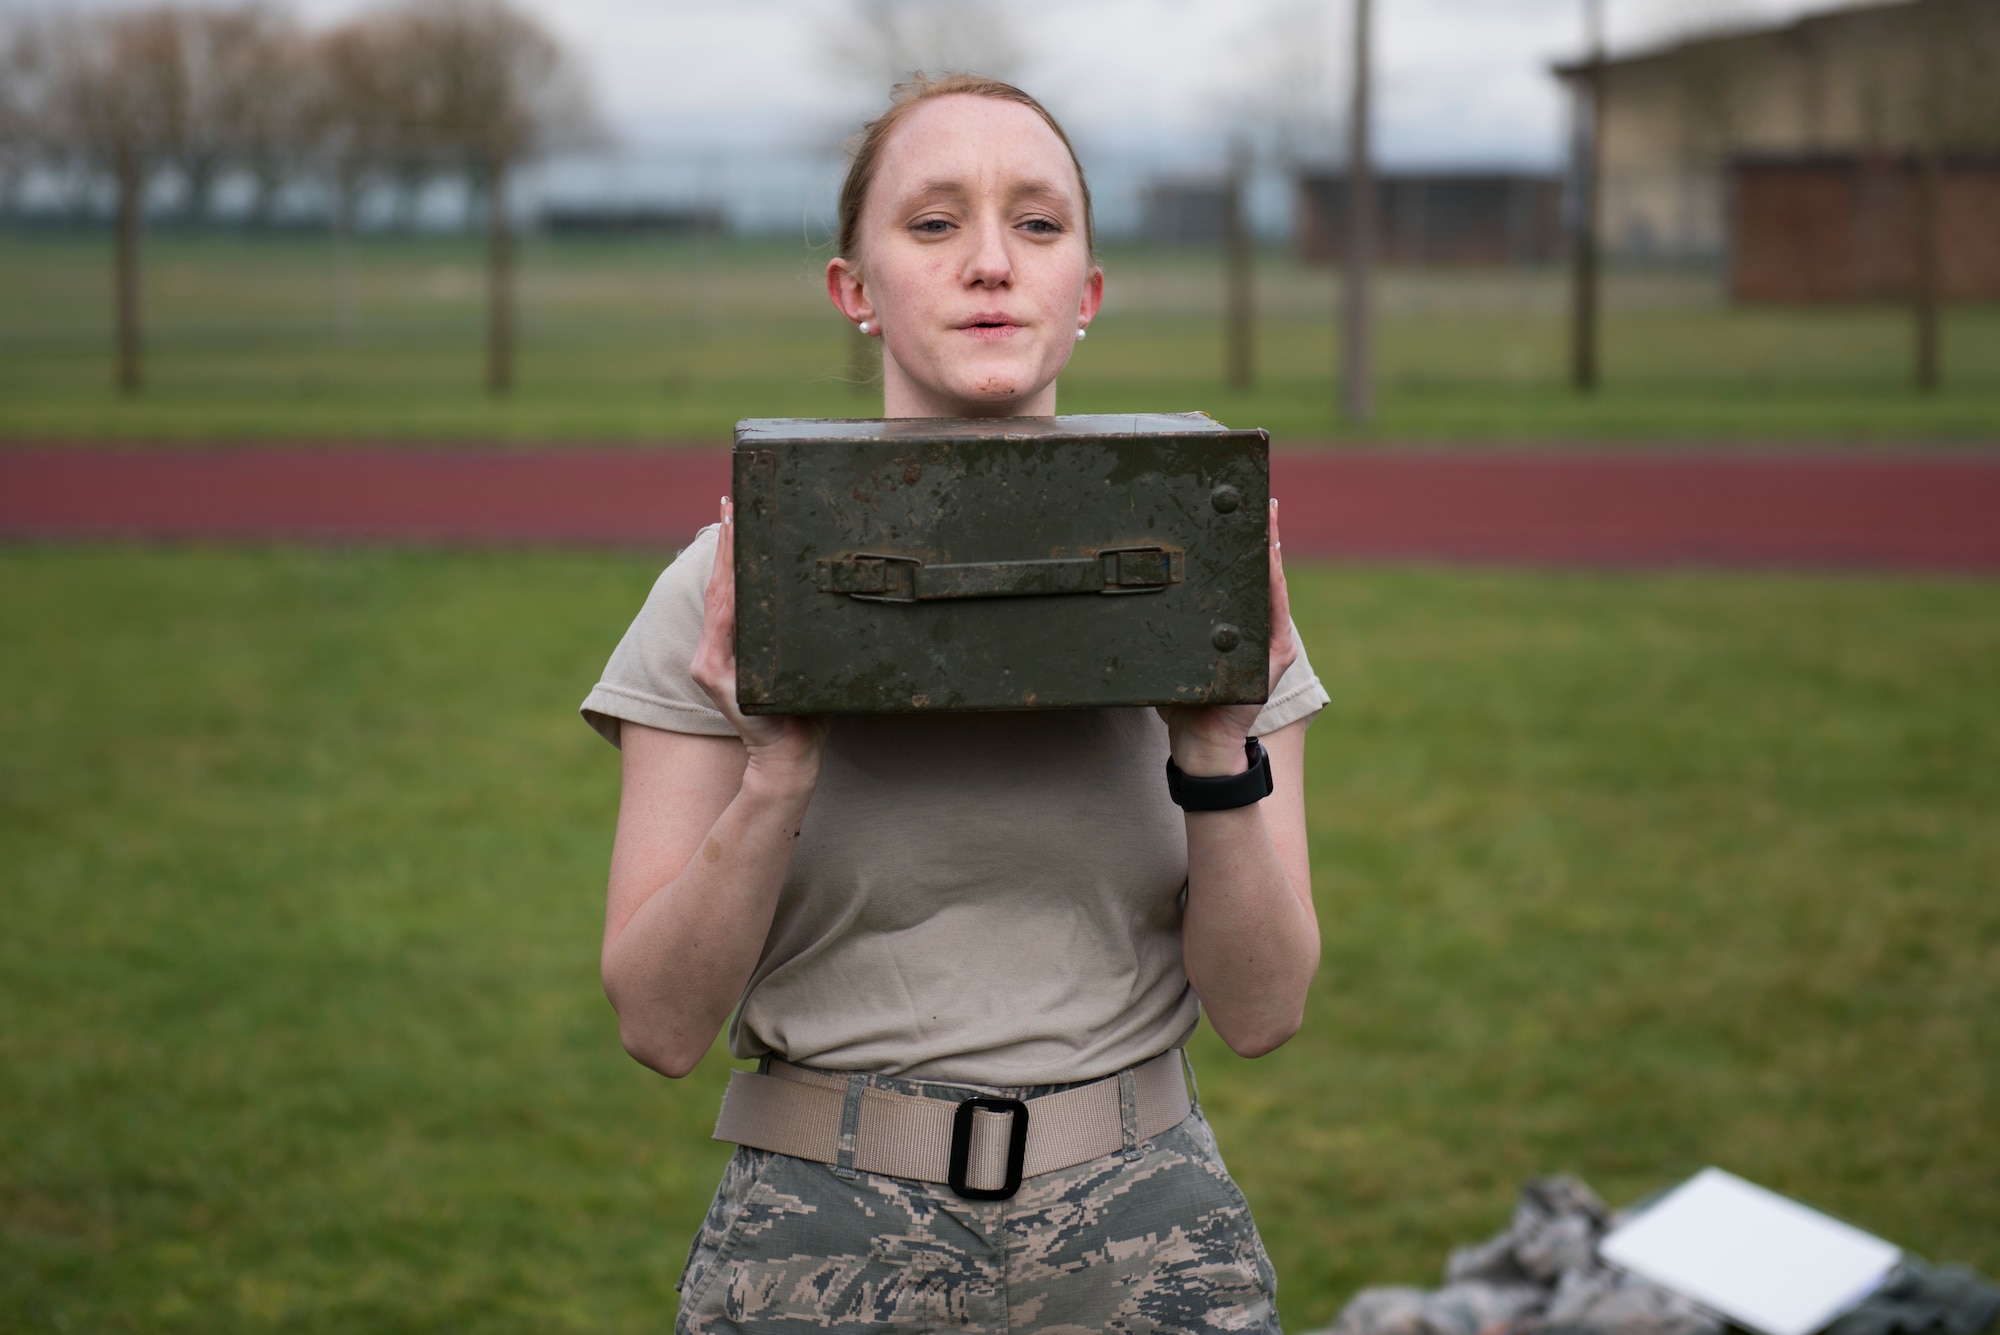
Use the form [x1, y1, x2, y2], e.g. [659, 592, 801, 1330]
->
[3, 447, 1997, 573]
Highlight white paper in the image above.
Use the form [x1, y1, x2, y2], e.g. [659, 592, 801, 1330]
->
[1599, 1167, 1900, 1335]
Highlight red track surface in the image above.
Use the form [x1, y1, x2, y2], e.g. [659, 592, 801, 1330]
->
[3, 446, 1997, 572]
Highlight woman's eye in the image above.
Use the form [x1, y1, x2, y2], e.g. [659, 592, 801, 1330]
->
[911, 218, 952, 235]
[1021, 218, 1063, 235]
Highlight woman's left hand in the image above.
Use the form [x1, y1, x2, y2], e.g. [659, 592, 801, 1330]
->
[1155, 497, 1299, 775]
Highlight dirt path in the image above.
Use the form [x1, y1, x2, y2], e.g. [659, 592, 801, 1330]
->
[3, 446, 1996, 572]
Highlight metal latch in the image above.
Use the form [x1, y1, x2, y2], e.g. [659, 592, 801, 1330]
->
[817, 553, 920, 603]
[1098, 545, 1180, 594]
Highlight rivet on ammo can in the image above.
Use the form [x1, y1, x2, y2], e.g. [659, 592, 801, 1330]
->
[1212, 624, 1242, 652]
[1210, 485, 1242, 514]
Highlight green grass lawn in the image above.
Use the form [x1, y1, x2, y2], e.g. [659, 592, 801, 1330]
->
[3, 231, 1997, 444]
[2, 547, 1996, 1332]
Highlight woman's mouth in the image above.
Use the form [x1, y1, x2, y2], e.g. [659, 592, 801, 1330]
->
[958, 316, 1023, 341]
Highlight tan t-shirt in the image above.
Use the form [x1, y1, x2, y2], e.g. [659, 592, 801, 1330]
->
[582, 524, 1330, 1085]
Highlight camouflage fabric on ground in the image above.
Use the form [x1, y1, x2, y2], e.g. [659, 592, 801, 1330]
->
[1308, 1177, 1719, 1335]
[675, 1106, 1279, 1334]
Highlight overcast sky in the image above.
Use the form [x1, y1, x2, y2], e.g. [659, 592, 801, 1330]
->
[274, 0, 1857, 165]
[4, 0, 1868, 226]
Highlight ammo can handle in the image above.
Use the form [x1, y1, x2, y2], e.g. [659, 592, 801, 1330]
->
[817, 546, 1183, 604]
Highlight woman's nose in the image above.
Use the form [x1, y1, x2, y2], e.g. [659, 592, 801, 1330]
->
[962, 216, 1013, 287]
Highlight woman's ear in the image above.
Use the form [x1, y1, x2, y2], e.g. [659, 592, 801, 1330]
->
[827, 257, 874, 329]
[1079, 266, 1105, 328]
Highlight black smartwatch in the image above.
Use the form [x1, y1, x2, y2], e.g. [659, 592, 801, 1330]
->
[1165, 736, 1274, 811]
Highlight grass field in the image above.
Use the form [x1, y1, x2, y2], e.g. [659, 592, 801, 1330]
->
[3, 230, 1999, 444]
[3, 546, 1995, 1332]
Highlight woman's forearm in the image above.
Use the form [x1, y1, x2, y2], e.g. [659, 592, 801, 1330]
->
[601, 763, 816, 1079]
[1177, 724, 1319, 1057]
[1182, 813, 1319, 1056]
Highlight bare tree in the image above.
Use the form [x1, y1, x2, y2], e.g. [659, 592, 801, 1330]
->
[308, 11, 416, 338]
[0, 19, 55, 217]
[360, 0, 595, 394]
[311, 13, 406, 234]
[189, 6, 309, 224]
[40, 8, 196, 394]
[822, 0, 1026, 97]
[2, 14, 120, 220]
[1219, 0, 1343, 171]
[156, 9, 233, 221]
[11, 0, 596, 396]
[1210, 0, 1343, 398]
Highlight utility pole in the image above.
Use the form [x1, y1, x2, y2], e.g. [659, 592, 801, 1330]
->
[114, 142, 143, 397]
[1341, 0, 1375, 424]
[486, 155, 514, 397]
[1570, 0, 1605, 394]
[1912, 12, 1944, 394]
[1224, 137, 1255, 392]
[1914, 147, 1942, 393]
[330, 164, 360, 345]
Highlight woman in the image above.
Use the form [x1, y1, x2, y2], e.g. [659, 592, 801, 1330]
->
[581, 74, 1328, 1334]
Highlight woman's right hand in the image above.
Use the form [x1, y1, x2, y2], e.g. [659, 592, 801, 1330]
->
[689, 497, 830, 792]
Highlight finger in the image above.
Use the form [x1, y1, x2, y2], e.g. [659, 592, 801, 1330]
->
[691, 503, 767, 739]
[704, 497, 737, 649]
[1268, 498, 1298, 684]
[694, 499, 739, 700]
[1269, 498, 1291, 628]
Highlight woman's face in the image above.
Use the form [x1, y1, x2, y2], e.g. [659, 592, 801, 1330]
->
[828, 94, 1103, 418]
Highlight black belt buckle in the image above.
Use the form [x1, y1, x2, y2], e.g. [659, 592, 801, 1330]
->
[948, 1096, 1029, 1201]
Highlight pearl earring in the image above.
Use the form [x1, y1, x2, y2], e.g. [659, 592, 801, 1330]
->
[1076, 326, 1088, 340]
[858, 320, 873, 336]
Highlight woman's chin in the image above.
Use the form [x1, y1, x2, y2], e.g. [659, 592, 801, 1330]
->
[963, 381, 1027, 408]
[946, 362, 1057, 414]
[886, 350, 1061, 416]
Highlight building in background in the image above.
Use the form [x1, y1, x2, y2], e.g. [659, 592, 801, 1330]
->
[1138, 179, 1231, 247]
[1552, 0, 2000, 266]
[1293, 171, 1563, 267]
[1731, 155, 2000, 302]
[539, 203, 726, 237]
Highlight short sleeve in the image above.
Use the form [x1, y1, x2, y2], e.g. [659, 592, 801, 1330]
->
[580, 528, 1328, 745]
[1252, 620, 1331, 735]
[580, 524, 736, 747]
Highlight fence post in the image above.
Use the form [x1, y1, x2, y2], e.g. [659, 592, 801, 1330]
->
[1913, 150, 1941, 394]
[1570, 0, 1604, 396]
[487, 154, 514, 397]
[1224, 138, 1255, 392]
[114, 143, 144, 396]
[1341, 0, 1375, 424]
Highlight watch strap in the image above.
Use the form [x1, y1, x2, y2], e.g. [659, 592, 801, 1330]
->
[1165, 736, 1273, 811]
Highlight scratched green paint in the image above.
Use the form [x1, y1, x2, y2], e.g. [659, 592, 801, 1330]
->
[731, 415, 1271, 714]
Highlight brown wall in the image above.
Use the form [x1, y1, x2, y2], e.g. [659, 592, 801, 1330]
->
[1731, 157, 2000, 302]
[1296, 174, 1563, 267]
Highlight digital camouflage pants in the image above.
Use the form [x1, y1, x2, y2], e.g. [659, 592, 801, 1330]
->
[675, 1073, 1281, 1335]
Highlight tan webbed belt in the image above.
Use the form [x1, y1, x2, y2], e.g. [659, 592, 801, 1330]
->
[713, 1048, 1194, 1201]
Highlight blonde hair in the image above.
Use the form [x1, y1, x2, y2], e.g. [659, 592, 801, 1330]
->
[836, 73, 1097, 264]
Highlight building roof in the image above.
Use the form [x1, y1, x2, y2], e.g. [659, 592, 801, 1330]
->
[1549, 0, 1929, 80]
